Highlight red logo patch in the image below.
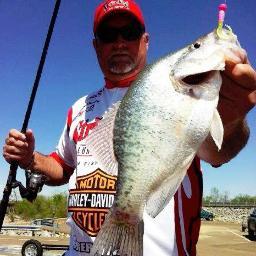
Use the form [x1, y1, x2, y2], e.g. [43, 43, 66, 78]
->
[73, 117, 101, 143]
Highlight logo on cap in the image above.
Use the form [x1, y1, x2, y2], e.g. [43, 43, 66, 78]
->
[104, 0, 129, 12]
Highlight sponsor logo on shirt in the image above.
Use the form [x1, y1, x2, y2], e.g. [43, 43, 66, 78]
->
[68, 169, 117, 236]
[73, 117, 102, 143]
[72, 236, 93, 253]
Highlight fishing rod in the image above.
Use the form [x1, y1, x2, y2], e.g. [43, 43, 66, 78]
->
[0, 0, 61, 231]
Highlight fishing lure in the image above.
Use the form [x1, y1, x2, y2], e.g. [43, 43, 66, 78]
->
[216, 2, 233, 39]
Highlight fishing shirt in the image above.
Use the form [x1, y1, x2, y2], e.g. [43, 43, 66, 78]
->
[50, 79, 203, 256]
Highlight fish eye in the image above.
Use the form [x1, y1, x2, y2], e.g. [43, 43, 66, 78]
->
[193, 42, 201, 49]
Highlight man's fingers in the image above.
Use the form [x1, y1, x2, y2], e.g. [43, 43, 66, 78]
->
[230, 64, 256, 90]
[224, 48, 248, 64]
[248, 90, 256, 105]
[5, 137, 28, 148]
[3, 129, 32, 158]
[3, 144, 28, 156]
[224, 47, 256, 91]
[224, 63, 256, 90]
[221, 74, 244, 99]
[6, 129, 34, 149]
[221, 73, 253, 102]
[218, 72, 255, 123]
[3, 128, 35, 168]
[8, 129, 26, 141]
[25, 129, 35, 145]
[2, 152, 24, 163]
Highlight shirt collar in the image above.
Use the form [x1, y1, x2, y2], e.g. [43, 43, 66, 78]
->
[104, 74, 137, 89]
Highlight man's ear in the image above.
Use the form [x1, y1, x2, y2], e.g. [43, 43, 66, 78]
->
[144, 33, 149, 50]
[93, 38, 98, 51]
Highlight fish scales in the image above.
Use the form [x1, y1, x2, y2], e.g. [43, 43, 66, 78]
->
[113, 66, 197, 211]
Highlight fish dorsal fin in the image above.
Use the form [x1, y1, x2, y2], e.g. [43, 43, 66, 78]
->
[210, 109, 224, 150]
[85, 102, 121, 175]
[145, 166, 189, 218]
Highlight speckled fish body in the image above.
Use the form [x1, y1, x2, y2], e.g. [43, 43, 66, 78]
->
[90, 28, 241, 256]
[112, 28, 240, 219]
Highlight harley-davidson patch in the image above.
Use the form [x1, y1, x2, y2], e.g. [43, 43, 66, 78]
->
[68, 169, 117, 236]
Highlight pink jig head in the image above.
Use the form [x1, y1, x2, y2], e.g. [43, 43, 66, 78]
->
[216, 3, 233, 39]
[218, 3, 227, 26]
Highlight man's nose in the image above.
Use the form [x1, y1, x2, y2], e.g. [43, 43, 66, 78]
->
[114, 34, 127, 48]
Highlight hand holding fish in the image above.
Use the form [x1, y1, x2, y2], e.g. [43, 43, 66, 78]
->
[219, 49, 256, 126]
[216, 2, 256, 124]
[198, 48, 256, 166]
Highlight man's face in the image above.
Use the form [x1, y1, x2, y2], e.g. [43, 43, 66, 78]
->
[93, 13, 149, 81]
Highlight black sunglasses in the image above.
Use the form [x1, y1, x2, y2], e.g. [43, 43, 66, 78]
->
[95, 21, 145, 44]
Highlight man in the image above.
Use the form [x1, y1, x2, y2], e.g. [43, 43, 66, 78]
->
[3, 1, 256, 255]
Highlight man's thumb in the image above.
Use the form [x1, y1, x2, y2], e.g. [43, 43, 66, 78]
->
[25, 129, 35, 151]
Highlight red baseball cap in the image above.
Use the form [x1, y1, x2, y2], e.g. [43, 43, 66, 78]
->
[93, 0, 145, 33]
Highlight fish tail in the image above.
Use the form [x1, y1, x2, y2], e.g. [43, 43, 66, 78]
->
[90, 210, 143, 256]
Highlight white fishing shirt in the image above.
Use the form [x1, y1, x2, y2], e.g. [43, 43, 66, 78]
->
[50, 82, 202, 256]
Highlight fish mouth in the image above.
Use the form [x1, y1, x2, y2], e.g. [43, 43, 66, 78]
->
[181, 70, 216, 85]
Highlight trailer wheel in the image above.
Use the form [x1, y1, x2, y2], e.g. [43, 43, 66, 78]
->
[248, 228, 255, 239]
[21, 239, 43, 256]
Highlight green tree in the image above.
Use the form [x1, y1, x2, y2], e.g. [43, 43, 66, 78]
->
[50, 193, 68, 218]
[210, 187, 220, 202]
[13, 193, 68, 220]
[231, 194, 256, 204]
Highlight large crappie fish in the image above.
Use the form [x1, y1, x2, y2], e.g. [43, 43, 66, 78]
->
[88, 28, 241, 256]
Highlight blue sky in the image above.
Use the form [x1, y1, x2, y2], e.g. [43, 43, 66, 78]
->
[0, 0, 255, 199]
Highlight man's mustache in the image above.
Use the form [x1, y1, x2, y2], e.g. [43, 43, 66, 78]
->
[109, 51, 130, 58]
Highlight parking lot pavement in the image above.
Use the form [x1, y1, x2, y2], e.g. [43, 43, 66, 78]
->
[0, 245, 21, 256]
[198, 221, 256, 256]
[0, 246, 65, 256]
[0, 221, 255, 255]
[0, 236, 68, 256]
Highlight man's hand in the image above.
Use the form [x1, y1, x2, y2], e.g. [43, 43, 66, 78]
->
[218, 48, 256, 128]
[198, 48, 256, 165]
[3, 129, 35, 169]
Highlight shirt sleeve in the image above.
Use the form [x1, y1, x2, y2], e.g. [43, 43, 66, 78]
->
[49, 107, 76, 176]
